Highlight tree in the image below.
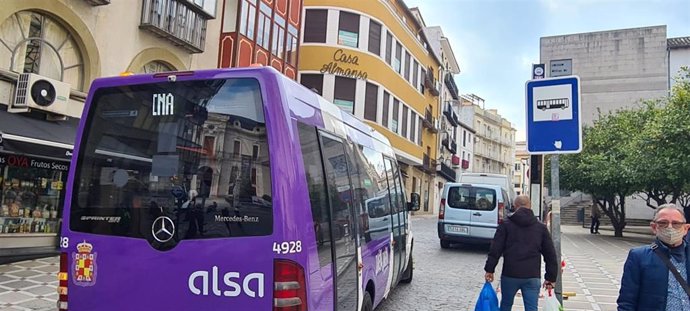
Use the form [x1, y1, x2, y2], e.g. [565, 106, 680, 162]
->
[628, 68, 690, 214]
[560, 110, 640, 237]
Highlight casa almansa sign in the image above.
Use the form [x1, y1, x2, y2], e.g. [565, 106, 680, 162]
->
[320, 49, 368, 80]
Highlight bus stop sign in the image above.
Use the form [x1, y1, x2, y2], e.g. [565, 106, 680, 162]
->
[525, 76, 582, 154]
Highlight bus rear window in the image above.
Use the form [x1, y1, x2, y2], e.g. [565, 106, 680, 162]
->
[70, 78, 273, 241]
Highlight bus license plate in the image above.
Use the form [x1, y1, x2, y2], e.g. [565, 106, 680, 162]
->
[447, 225, 468, 234]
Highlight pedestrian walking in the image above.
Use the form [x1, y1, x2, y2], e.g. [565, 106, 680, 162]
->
[590, 202, 601, 234]
[484, 195, 559, 311]
[618, 203, 690, 311]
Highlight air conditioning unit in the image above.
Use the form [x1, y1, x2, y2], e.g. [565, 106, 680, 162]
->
[9, 73, 81, 118]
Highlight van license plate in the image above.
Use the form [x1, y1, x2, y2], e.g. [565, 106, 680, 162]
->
[447, 225, 468, 234]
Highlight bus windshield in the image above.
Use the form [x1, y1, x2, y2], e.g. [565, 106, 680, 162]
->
[69, 78, 273, 244]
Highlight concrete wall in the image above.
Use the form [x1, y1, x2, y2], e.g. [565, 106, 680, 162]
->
[540, 26, 669, 125]
[670, 47, 690, 88]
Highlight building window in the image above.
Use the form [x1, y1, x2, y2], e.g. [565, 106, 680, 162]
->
[410, 114, 417, 143]
[413, 60, 419, 90]
[334, 76, 356, 114]
[239, 0, 257, 40]
[233, 140, 241, 156]
[515, 163, 520, 171]
[368, 20, 381, 56]
[203, 136, 216, 156]
[385, 31, 392, 65]
[463, 130, 467, 147]
[402, 105, 409, 138]
[304, 9, 327, 43]
[138, 61, 175, 73]
[404, 51, 411, 81]
[338, 11, 359, 48]
[364, 82, 378, 122]
[1, 11, 85, 90]
[256, 2, 272, 49]
[382, 91, 390, 128]
[272, 15, 286, 58]
[300, 74, 323, 95]
[394, 42, 402, 73]
[392, 98, 400, 133]
[419, 68, 426, 93]
[418, 116, 423, 145]
[253, 145, 260, 160]
[286, 25, 299, 66]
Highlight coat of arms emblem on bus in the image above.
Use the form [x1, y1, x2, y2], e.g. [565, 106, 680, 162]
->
[73, 241, 97, 286]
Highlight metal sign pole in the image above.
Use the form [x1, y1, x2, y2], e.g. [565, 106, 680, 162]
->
[550, 154, 563, 304]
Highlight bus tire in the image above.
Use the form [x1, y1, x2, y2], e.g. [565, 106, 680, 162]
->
[362, 291, 373, 311]
[400, 255, 413, 283]
[440, 239, 450, 249]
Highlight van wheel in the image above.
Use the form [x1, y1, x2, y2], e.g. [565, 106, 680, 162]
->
[440, 239, 451, 249]
[400, 255, 413, 283]
[362, 291, 373, 311]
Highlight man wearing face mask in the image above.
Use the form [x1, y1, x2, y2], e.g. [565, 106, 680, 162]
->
[618, 204, 690, 311]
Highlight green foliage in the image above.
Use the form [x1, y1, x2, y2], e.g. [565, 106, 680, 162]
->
[559, 68, 690, 236]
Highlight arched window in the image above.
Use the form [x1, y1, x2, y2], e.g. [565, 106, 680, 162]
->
[138, 61, 175, 74]
[0, 11, 84, 90]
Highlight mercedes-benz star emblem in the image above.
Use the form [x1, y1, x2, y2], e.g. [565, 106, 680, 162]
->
[152, 216, 175, 243]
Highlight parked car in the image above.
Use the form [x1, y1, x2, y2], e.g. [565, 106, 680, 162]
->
[437, 183, 513, 248]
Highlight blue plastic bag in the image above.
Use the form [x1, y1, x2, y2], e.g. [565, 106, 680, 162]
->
[474, 282, 499, 311]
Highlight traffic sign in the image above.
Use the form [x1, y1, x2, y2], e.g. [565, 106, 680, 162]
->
[526, 76, 582, 154]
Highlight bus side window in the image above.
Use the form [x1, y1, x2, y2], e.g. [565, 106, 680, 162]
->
[297, 123, 332, 268]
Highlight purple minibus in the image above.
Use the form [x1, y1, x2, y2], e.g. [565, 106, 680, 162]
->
[58, 67, 421, 311]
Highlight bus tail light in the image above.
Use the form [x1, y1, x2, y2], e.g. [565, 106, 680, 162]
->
[439, 199, 446, 220]
[498, 202, 505, 225]
[57, 252, 68, 310]
[273, 259, 307, 311]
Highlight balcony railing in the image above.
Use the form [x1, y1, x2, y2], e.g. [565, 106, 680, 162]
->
[444, 102, 460, 127]
[424, 68, 440, 96]
[418, 153, 436, 174]
[422, 109, 438, 133]
[445, 73, 460, 100]
[452, 155, 461, 167]
[140, 0, 211, 53]
[461, 159, 470, 169]
[437, 162, 457, 182]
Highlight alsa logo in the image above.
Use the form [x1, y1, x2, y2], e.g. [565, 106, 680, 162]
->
[375, 247, 389, 275]
[188, 267, 264, 298]
[153, 93, 174, 116]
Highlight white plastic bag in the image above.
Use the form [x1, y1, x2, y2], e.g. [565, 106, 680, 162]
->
[543, 289, 563, 311]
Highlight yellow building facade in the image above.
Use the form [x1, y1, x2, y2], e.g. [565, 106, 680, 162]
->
[298, 0, 442, 212]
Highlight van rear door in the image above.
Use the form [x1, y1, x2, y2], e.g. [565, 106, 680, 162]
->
[442, 185, 472, 236]
[469, 186, 499, 239]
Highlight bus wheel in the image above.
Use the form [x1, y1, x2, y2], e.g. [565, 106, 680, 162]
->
[400, 255, 413, 283]
[362, 291, 373, 311]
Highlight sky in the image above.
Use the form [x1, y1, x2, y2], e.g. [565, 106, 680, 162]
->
[404, 0, 690, 141]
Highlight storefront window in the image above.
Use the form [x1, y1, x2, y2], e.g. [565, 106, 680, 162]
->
[0, 154, 68, 234]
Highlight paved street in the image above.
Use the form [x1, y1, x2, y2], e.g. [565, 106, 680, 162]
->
[377, 216, 652, 311]
[0, 216, 651, 311]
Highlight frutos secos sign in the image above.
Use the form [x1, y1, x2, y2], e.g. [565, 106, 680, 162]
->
[0, 154, 69, 171]
[320, 49, 368, 80]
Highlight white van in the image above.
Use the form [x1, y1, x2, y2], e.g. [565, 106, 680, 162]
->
[459, 173, 516, 201]
[437, 183, 513, 248]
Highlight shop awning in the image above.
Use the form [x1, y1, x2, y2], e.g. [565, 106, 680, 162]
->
[0, 109, 79, 160]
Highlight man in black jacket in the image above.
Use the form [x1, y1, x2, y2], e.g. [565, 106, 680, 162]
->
[484, 195, 559, 311]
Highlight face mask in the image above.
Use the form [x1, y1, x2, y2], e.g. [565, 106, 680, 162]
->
[657, 227, 685, 246]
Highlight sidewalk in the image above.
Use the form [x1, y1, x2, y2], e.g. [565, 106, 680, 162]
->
[0, 257, 58, 311]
